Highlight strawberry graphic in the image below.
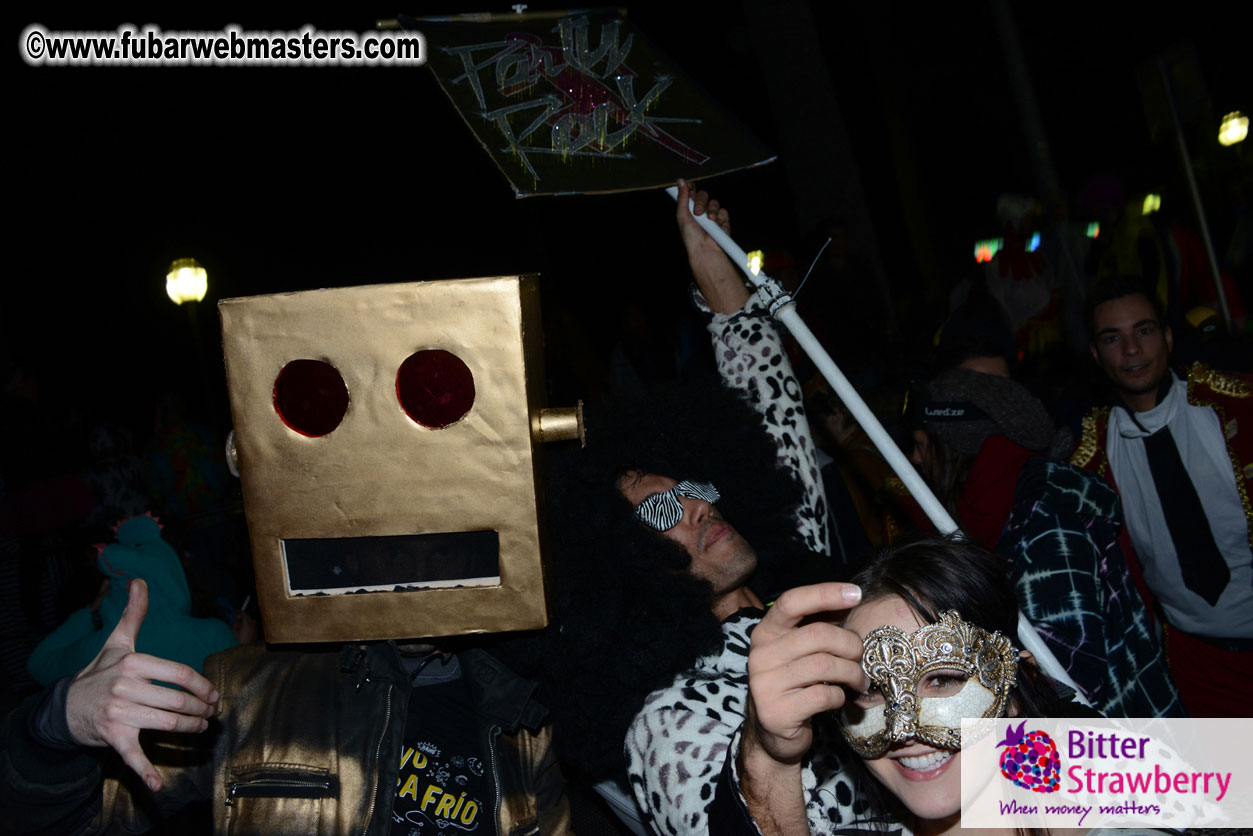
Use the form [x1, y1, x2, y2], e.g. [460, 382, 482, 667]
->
[996, 721, 1060, 793]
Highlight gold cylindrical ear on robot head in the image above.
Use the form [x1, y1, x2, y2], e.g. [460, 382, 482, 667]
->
[535, 402, 585, 446]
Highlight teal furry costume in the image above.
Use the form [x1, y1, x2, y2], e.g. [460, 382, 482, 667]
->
[27, 513, 236, 685]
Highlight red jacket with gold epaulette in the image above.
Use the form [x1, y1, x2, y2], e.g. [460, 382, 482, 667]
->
[1069, 363, 1253, 612]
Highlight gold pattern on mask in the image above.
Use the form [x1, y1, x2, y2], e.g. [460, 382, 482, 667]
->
[840, 610, 1017, 758]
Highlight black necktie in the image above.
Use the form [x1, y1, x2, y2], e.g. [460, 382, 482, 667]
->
[1142, 425, 1230, 607]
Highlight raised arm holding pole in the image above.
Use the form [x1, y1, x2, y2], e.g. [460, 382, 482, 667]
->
[668, 180, 1082, 704]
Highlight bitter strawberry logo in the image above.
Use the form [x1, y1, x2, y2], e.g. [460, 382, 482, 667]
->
[997, 721, 1061, 793]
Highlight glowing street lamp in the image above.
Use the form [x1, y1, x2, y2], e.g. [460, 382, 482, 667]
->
[166, 258, 208, 305]
[1219, 112, 1248, 146]
[166, 257, 212, 405]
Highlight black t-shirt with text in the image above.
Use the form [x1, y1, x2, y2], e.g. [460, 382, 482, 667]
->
[390, 654, 494, 836]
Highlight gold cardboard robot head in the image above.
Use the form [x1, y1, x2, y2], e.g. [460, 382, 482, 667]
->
[220, 275, 579, 643]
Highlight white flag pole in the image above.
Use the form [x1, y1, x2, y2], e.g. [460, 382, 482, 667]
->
[667, 186, 954, 534]
[667, 187, 1088, 703]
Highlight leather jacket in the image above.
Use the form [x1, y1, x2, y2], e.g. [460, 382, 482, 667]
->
[2, 642, 571, 836]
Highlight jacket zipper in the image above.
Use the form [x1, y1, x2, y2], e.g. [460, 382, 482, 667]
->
[226, 774, 336, 804]
[489, 724, 502, 835]
[360, 682, 393, 836]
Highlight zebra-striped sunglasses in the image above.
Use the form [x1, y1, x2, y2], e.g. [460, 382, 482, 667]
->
[633, 480, 721, 532]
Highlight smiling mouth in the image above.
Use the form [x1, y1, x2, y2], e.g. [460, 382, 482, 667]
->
[894, 751, 955, 776]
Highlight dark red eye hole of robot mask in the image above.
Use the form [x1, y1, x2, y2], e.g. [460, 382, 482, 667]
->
[396, 349, 475, 428]
[273, 359, 350, 437]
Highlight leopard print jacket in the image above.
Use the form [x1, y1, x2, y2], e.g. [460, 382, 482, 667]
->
[703, 293, 829, 556]
[626, 612, 860, 835]
[624, 293, 858, 835]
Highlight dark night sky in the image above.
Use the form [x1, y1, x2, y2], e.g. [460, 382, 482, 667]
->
[7, 2, 1245, 457]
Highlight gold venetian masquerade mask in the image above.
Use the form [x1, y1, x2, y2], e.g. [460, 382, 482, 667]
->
[839, 610, 1017, 758]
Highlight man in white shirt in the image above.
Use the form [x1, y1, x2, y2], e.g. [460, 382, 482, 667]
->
[1072, 276, 1252, 716]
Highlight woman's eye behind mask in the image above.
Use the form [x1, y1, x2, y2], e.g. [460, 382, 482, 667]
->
[853, 682, 884, 707]
[919, 670, 968, 698]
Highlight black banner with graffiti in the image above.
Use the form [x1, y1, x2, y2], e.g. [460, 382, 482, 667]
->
[419, 9, 774, 197]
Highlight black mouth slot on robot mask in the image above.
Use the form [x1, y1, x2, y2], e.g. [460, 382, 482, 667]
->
[282, 531, 500, 595]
